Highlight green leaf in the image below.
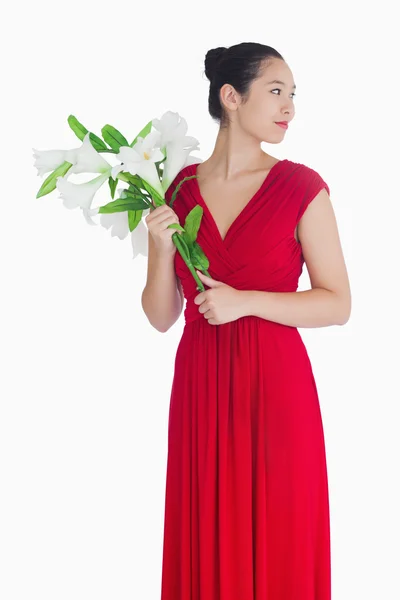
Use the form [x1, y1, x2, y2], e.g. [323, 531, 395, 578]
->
[101, 124, 129, 152]
[130, 120, 152, 147]
[36, 160, 73, 198]
[120, 185, 149, 201]
[131, 175, 144, 187]
[140, 179, 164, 207]
[98, 197, 149, 213]
[190, 241, 210, 270]
[119, 189, 152, 212]
[167, 223, 185, 232]
[88, 132, 109, 152]
[67, 115, 108, 152]
[123, 174, 144, 190]
[67, 114, 87, 140]
[108, 176, 117, 199]
[183, 205, 203, 244]
[175, 234, 191, 261]
[120, 188, 140, 199]
[128, 210, 143, 232]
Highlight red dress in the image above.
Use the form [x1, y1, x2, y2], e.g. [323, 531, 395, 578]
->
[160, 159, 331, 600]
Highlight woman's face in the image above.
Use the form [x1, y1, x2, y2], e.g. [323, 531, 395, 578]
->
[222, 58, 296, 143]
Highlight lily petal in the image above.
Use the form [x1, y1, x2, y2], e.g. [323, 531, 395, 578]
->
[82, 208, 98, 226]
[131, 218, 149, 258]
[111, 164, 125, 180]
[68, 133, 112, 175]
[97, 209, 150, 258]
[32, 147, 73, 177]
[149, 147, 164, 163]
[56, 170, 111, 213]
[116, 146, 141, 164]
[161, 142, 202, 192]
[139, 129, 162, 152]
[99, 211, 130, 240]
[33, 133, 112, 179]
[136, 160, 164, 198]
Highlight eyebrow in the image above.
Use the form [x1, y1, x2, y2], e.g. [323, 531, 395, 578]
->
[266, 79, 297, 89]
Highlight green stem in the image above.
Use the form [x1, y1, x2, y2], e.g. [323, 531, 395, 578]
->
[173, 233, 205, 292]
[116, 173, 131, 184]
[146, 203, 206, 292]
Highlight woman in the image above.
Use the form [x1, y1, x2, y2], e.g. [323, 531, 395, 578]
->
[142, 42, 351, 600]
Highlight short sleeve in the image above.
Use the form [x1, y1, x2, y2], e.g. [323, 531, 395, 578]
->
[296, 167, 330, 225]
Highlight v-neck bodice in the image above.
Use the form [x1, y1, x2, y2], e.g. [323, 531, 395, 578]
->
[192, 159, 287, 244]
[164, 159, 330, 325]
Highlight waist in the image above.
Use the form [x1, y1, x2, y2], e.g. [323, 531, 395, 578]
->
[183, 307, 299, 336]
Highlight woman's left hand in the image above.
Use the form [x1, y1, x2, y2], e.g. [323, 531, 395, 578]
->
[193, 270, 248, 325]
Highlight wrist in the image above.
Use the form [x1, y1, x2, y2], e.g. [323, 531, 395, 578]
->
[155, 247, 176, 262]
[240, 290, 256, 318]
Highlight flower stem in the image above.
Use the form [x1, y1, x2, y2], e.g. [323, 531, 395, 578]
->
[146, 203, 206, 292]
[172, 232, 205, 292]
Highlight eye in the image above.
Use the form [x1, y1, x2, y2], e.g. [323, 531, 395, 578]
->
[271, 89, 296, 99]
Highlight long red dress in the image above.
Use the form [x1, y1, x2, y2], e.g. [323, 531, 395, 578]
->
[160, 159, 331, 600]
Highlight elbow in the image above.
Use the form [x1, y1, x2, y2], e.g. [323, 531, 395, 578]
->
[143, 314, 172, 333]
[141, 295, 183, 333]
[336, 295, 352, 326]
[157, 313, 182, 333]
[337, 313, 350, 326]
[141, 305, 173, 333]
[157, 323, 173, 334]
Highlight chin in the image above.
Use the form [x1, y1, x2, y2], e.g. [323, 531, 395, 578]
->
[262, 137, 280, 144]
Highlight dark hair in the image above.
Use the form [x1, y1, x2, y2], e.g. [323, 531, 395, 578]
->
[204, 42, 284, 128]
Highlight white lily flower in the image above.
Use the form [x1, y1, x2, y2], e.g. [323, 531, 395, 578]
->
[130, 217, 149, 258]
[87, 204, 150, 257]
[67, 132, 112, 175]
[32, 148, 70, 177]
[162, 142, 202, 193]
[152, 111, 199, 147]
[99, 211, 130, 239]
[111, 130, 165, 198]
[33, 132, 112, 178]
[56, 171, 111, 225]
[151, 111, 201, 191]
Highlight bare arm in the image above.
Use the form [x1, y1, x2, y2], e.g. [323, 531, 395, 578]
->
[243, 189, 352, 327]
[141, 230, 184, 333]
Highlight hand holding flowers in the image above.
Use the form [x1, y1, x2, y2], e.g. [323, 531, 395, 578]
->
[145, 201, 184, 256]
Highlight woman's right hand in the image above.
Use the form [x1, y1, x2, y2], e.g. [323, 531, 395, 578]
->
[145, 201, 183, 255]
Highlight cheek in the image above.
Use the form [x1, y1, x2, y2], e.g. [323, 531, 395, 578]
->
[245, 100, 270, 123]
[246, 103, 274, 130]
[239, 95, 274, 135]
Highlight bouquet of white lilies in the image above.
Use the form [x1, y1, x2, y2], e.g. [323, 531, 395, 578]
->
[32, 111, 211, 291]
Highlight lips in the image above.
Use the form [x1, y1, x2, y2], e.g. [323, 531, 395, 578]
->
[275, 121, 288, 129]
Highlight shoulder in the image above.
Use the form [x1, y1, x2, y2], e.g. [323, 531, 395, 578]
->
[286, 159, 330, 196]
[285, 159, 323, 177]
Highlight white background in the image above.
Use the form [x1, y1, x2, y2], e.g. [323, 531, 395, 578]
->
[1, 0, 399, 598]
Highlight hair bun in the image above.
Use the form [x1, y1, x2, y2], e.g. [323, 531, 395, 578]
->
[204, 47, 227, 81]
